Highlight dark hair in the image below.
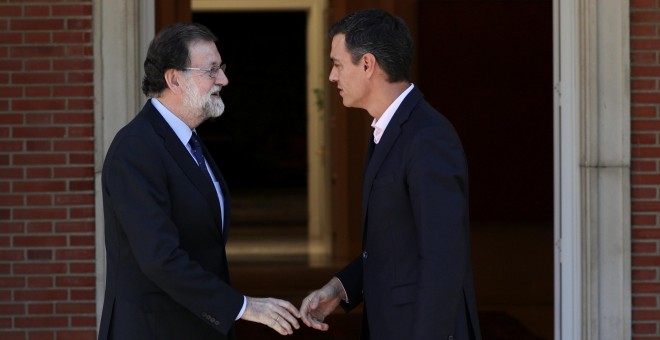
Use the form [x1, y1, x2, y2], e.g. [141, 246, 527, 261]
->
[329, 8, 413, 82]
[141, 23, 217, 97]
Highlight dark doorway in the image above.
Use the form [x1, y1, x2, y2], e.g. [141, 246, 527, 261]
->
[417, 0, 554, 338]
[193, 11, 309, 261]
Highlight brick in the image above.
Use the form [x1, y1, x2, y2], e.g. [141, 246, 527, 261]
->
[0, 304, 25, 315]
[66, 73, 93, 84]
[52, 4, 92, 16]
[12, 73, 66, 85]
[26, 167, 53, 178]
[632, 25, 658, 37]
[24, 32, 52, 44]
[69, 263, 93, 273]
[70, 317, 96, 328]
[14, 263, 67, 276]
[24, 59, 51, 71]
[69, 153, 93, 165]
[26, 86, 53, 97]
[633, 79, 658, 90]
[68, 180, 93, 191]
[0, 331, 24, 340]
[67, 126, 93, 137]
[635, 241, 659, 254]
[55, 302, 94, 314]
[26, 140, 53, 152]
[69, 207, 93, 219]
[634, 215, 659, 228]
[55, 221, 93, 233]
[15, 317, 67, 328]
[0, 113, 23, 124]
[12, 180, 67, 192]
[53, 166, 93, 178]
[67, 19, 92, 30]
[11, 19, 64, 31]
[633, 120, 660, 131]
[0, 277, 25, 288]
[632, 0, 658, 9]
[634, 202, 660, 212]
[24, 5, 50, 17]
[70, 289, 94, 301]
[633, 322, 658, 335]
[53, 113, 92, 124]
[53, 140, 93, 152]
[14, 208, 67, 220]
[0, 250, 24, 261]
[27, 249, 52, 260]
[27, 222, 53, 233]
[25, 113, 53, 124]
[27, 277, 53, 288]
[53, 85, 93, 97]
[0, 32, 21, 44]
[12, 153, 66, 166]
[0, 195, 24, 206]
[25, 194, 52, 206]
[0, 167, 22, 180]
[27, 303, 53, 315]
[55, 276, 94, 287]
[0, 140, 23, 151]
[53, 32, 91, 44]
[633, 187, 659, 199]
[12, 99, 66, 111]
[0, 5, 21, 17]
[55, 249, 94, 261]
[53, 59, 92, 71]
[13, 235, 67, 248]
[10, 46, 66, 58]
[633, 174, 660, 184]
[13, 289, 67, 302]
[0, 222, 23, 233]
[54, 194, 93, 205]
[69, 235, 93, 247]
[55, 330, 96, 340]
[632, 12, 660, 24]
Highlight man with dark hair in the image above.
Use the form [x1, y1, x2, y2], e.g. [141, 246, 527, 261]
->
[98, 23, 300, 340]
[300, 9, 482, 339]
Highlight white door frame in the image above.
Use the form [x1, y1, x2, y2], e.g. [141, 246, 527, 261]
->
[554, 0, 631, 338]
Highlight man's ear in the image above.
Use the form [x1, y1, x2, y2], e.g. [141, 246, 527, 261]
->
[362, 53, 376, 76]
[164, 69, 182, 93]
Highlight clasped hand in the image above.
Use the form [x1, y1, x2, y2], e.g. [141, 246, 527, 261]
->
[300, 277, 345, 331]
[241, 297, 301, 335]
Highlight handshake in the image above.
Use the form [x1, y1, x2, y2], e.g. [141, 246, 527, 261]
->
[241, 277, 346, 335]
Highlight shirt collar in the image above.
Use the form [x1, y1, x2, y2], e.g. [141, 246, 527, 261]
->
[371, 83, 414, 144]
[151, 98, 194, 145]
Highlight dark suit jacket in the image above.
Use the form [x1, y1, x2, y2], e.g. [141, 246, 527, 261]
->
[98, 100, 244, 340]
[336, 87, 482, 340]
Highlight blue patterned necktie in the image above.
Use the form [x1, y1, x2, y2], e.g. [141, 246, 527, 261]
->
[189, 131, 213, 183]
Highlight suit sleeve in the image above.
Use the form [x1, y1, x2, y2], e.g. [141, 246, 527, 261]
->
[104, 135, 244, 335]
[406, 126, 470, 338]
[336, 255, 364, 311]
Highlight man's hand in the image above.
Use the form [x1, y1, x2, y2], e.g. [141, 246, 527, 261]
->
[240, 297, 301, 335]
[300, 277, 346, 331]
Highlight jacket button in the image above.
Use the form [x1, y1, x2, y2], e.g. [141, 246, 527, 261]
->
[362, 251, 368, 259]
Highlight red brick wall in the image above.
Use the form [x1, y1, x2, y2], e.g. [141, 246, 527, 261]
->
[0, 1, 96, 339]
[632, 0, 660, 338]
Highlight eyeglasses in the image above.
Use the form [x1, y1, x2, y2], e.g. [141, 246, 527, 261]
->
[183, 63, 226, 78]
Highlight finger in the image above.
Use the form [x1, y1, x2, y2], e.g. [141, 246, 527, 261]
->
[272, 314, 294, 335]
[306, 314, 329, 331]
[279, 309, 300, 330]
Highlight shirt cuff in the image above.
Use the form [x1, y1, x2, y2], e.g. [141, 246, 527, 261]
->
[235, 296, 247, 320]
[334, 277, 349, 304]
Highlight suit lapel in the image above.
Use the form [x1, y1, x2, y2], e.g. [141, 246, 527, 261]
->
[144, 102, 224, 235]
[361, 87, 424, 225]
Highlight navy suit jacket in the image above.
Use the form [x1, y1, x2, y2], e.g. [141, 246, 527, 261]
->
[98, 100, 243, 340]
[336, 87, 482, 339]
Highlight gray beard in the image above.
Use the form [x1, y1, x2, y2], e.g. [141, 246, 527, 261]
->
[182, 79, 225, 119]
